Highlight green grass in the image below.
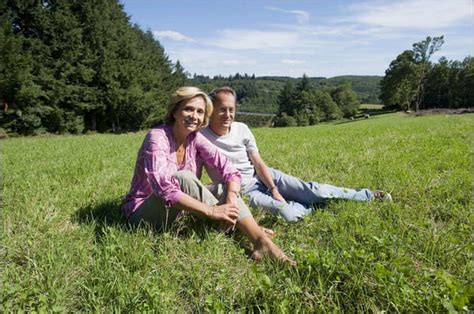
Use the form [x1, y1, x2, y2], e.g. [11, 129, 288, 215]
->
[2, 113, 473, 312]
[360, 103, 384, 110]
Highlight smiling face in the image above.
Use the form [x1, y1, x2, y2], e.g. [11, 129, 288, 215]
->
[173, 96, 206, 136]
[210, 91, 236, 135]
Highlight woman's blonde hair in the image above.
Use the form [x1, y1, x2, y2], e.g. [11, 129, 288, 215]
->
[164, 86, 213, 128]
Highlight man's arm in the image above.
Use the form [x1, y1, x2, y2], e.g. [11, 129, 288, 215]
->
[249, 151, 287, 203]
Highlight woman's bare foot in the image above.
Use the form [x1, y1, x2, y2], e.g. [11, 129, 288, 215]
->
[261, 227, 275, 238]
[251, 238, 296, 266]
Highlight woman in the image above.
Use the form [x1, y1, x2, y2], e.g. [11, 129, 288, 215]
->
[123, 87, 293, 264]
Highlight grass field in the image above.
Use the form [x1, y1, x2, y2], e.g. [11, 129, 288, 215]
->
[359, 103, 384, 110]
[2, 112, 473, 312]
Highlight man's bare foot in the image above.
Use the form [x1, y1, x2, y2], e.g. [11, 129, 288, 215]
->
[251, 238, 296, 266]
[261, 227, 275, 238]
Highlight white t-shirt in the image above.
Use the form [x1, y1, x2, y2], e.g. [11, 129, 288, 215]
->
[200, 122, 258, 191]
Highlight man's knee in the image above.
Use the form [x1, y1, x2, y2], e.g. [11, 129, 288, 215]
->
[268, 167, 284, 181]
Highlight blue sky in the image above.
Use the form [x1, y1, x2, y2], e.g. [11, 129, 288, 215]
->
[121, 0, 473, 78]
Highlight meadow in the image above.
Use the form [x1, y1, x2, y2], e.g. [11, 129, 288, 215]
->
[2, 112, 473, 312]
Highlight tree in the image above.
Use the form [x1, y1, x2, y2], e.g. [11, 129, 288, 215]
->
[173, 60, 186, 86]
[1, 0, 178, 134]
[380, 50, 418, 110]
[412, 35, 444, 111]
[273, 113, 297, 127]
[331, 83, 360, 118]
[458, 56, 474, 108]
[424, 57, 450, 107]
[380, 36, 445, 111]
[277, 81, 295, 115]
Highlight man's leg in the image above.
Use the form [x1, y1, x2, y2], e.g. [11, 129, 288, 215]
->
[269, 168, 374, 204]
[246, 182, 312, 222]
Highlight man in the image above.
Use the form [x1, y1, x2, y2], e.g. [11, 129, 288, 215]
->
[200, 86, 392, 222]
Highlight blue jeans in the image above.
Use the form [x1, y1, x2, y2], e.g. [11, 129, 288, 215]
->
[244, 168, 374, 222]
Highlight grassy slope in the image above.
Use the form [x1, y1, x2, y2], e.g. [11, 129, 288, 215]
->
[2, 113, 473, 312]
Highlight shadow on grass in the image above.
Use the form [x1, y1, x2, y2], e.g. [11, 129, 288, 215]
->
[73, 198, 128, 242]
[72, 198, 223, 243]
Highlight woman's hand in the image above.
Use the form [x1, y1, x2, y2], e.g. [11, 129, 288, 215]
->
[209, 203, 240, 225]
[271, 188, 287, 204]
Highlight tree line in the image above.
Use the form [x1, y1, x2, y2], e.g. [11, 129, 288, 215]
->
[189, 74, 382, 116]
[1, 2, 471, 135]
[0, 1, 380, 135]
[380, 36, 473, 111]
[1, 0, 185, 135]
[272, 75, 360, 127]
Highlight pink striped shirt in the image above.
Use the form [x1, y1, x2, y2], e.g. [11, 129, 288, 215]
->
[123, 125, 241, 218]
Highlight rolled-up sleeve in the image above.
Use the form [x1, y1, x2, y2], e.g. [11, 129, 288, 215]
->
[195, 133, 241, 184]
[143, 136, 184, 207]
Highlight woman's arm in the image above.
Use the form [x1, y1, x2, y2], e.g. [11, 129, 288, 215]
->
[195, 132, 242, 192]
[225, 180, 240, 206]
[145, 133, 239, 224]
[175, 193, 240, 225]
[249, 151, 287, 203]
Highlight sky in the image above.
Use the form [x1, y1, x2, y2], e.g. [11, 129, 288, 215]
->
[121, 0, 473, 78]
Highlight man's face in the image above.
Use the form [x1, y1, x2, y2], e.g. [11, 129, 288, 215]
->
[210, 92, 236, 130]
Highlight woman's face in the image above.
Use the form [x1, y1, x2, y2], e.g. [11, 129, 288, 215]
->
[173, 96, 206, 135]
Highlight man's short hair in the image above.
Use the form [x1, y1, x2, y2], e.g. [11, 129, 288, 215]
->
[209, 86, 237, 103]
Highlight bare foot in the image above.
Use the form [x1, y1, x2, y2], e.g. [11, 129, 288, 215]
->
[251, 238, 296, 266]
[261, 227, 275, 238]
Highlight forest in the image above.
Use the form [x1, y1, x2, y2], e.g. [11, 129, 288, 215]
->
[1, 0, 186, 135]
[1, 1, 472, 135]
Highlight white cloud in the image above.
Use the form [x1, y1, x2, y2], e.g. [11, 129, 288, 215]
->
[222, 59, 257, 65]
[166, 48, 257, 71]
[349, 0, 472, 29]
[267, 7, 310, 24]
[282, 59, 305, 65]
[151, 1, 472, 77]
[152, 30, 195, 42]
[212, 29, 302, 50]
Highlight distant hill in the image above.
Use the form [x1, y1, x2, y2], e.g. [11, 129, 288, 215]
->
[188, 74, 382, 113]
[326, 76, 383, 104]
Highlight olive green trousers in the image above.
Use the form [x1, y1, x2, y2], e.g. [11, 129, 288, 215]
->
[129, 171, 251, 230]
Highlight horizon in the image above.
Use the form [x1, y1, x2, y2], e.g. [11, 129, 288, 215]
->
[121, 0, 473, 78]
[189, 73, 384, 79]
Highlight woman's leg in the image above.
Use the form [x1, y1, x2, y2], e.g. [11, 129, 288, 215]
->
[236, 216, 295, 265]
[130, 171, 292, 263]
[128, 194, 181, 231]
[129, 171, 219, 230]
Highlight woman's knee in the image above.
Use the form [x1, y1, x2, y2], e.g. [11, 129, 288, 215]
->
[173, 170, 198, 184]
[236, 197, 253, 221]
